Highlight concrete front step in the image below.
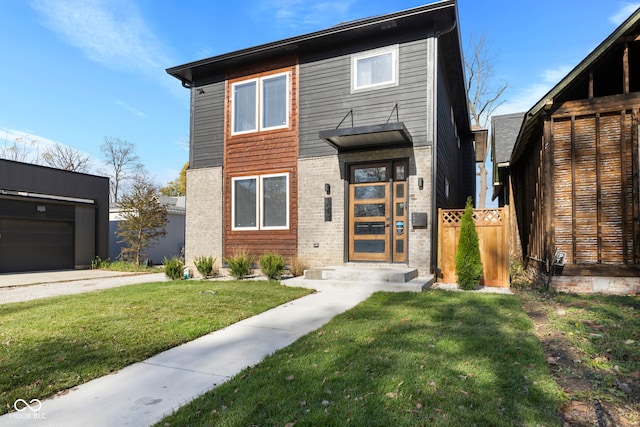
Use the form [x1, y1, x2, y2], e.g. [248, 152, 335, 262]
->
[304, 266, 418, 283]
[283, 275, 434, 293]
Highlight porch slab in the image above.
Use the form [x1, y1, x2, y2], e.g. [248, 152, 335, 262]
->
[283, 273, 433, 293]
[303, 265, 419, 283]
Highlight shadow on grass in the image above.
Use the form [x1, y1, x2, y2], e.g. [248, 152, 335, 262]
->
[159, 291, 564, 426]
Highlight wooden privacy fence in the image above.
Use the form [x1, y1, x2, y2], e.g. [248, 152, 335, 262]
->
[437, 208, 510, 287]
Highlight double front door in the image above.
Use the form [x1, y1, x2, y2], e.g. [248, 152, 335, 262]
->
[348, 160, 407, 263]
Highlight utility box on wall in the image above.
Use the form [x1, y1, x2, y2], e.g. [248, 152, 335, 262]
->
[411, 212, 427, 228]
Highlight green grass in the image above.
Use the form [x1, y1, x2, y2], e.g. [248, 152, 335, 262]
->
[0, 280, 312, 415]
[158, 291, 565, 426]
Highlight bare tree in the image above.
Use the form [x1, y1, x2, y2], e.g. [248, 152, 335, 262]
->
[99, 137, 143, 203]
[465, 33, 508, 207]
[41, 143, 92, 173]
[0, 138, 34, 162]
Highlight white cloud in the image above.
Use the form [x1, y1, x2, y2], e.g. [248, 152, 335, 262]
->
[495, 65, 573, 116]
[610, 3, 640, 25]
[30, 0, 169, 73]
[258, 0, 356, 30]
[115, 100, 147, 118]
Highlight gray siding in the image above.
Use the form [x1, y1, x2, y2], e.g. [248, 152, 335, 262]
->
[191, 80, 225, 168]
[435, 57, 462, 209]
[299, 36, 434, 158]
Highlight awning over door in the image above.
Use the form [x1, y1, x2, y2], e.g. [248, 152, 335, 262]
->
[319, 122, 413, 152]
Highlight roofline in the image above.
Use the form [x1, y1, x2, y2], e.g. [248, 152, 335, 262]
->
[166, 1, 456, 84]
[512, 6, 640, 162]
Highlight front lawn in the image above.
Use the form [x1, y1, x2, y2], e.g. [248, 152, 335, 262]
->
[158, 291, 565, 426]
[0, 280, 312, 415]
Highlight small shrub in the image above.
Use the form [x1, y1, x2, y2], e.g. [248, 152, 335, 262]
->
[91, 256, 109, 270]
[259, 253, 286, 281]
[194, 255, 217, 278]
[163, 256, 184, 280]
[224, 250, 255, 280]
[455, 197, 483, 290]
[288, 257, 308, 277]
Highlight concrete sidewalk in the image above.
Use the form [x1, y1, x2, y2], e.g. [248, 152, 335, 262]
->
[0, 284, 373, 427]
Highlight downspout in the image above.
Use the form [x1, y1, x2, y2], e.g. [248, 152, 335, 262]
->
[430, 15, 457, 276]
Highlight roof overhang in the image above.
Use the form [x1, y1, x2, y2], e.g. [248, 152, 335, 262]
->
[472, 127, 488, 162]
[511, 7, 640, 164]
[319, 122, 413, 152]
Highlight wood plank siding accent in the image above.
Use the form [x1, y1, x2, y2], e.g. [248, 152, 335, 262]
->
[223, 60, 299, 260]
[517, 95, 640, 272]
[298, 37, 432, 158]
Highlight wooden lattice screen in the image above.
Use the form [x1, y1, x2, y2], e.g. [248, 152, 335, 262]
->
[438, 208, 509, 287]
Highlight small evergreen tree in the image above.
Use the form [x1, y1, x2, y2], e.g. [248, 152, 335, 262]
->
[116, 178, 168, 265]
[455, 197, 483, 290]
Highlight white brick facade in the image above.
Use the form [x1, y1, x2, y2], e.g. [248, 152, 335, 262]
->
[185, 167, 223, 276]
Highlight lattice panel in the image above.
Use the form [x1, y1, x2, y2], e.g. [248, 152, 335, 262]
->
[441, 209, 504, 227]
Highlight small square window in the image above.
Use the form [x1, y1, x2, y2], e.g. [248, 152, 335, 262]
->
[352, 46, 399, 92]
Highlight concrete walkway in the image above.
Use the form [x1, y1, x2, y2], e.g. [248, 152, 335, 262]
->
[0, 272, 373, 427]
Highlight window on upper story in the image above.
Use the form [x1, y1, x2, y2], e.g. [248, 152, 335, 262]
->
[231, 72, 290, 135]
[351, 45, 399, 92]
[232, 173, 289, 230]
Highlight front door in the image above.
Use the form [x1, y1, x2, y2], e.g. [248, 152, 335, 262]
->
[348, 161, 407, 263]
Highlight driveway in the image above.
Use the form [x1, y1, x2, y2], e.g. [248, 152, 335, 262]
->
[0, 270, 166, 304]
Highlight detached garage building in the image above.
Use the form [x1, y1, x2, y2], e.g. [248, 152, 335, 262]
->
[0, 159, 109, 273]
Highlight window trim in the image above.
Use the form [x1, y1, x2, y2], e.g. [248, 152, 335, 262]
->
[231, 78, 259, 135]
[260, 172, 290, 230]
[351, 45, 399, 93]
[260, 72, 290, 132]
[231, 172, 290, 231]
[231, 72, 290, 136]
[231, 175, 259, 231]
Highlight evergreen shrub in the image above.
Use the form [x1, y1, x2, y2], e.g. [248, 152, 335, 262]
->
[455, 197, 483, 290]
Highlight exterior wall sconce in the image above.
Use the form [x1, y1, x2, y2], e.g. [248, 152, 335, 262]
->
[417, 177, 423, 190]
[36, 205, 46, 212]
[324, 183, 331, 195]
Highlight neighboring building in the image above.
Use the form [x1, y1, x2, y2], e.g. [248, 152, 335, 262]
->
[109, 196, 185, 264]
[166, 1, 475, 276]
[508, 8, 640, 293]
[0, 159, 109, 273]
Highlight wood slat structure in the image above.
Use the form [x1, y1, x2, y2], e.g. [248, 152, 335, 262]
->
[438, 208, 509, 287]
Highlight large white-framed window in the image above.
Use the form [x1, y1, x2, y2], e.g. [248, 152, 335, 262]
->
[231, 72, 290, 135]
[232, 172, 289, 231]
[351, 45, 399, 92]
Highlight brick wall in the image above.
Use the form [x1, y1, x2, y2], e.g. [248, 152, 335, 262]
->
[551, 276, 640, 295]
[185, 167, 223, 276]
[297, 146, 433, 275]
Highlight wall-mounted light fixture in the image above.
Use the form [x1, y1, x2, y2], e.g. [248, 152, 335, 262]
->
[417, 177, 424, 190]
[36, 205, 46, 213]
[324, 183, 331, 195]
[197, 88, 205, 95]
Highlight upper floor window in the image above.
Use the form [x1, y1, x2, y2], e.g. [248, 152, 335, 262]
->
[232, 72, 290, 135]
[351, 45, 399, 92]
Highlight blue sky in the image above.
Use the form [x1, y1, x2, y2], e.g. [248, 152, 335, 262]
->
[1, 0, 639, 188]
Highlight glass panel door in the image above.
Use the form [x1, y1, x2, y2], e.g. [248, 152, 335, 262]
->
[348, 160, 408, 263]
[349, 182, 390, 261]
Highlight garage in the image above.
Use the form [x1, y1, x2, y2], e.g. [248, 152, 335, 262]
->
[0, 219, 74, 272]
[0, 159, 109, 273]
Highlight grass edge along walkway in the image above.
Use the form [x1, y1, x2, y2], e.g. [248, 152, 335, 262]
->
[0, 279, 312, 415]
[158, 290, 565, 427]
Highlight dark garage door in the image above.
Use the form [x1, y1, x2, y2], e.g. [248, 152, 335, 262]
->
[0, 219, 74, 273]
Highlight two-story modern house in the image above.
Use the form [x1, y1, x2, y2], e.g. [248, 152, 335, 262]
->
[166, 1, 474, 277]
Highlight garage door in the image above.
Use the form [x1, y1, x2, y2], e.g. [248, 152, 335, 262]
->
[0, 219, 74, 273]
